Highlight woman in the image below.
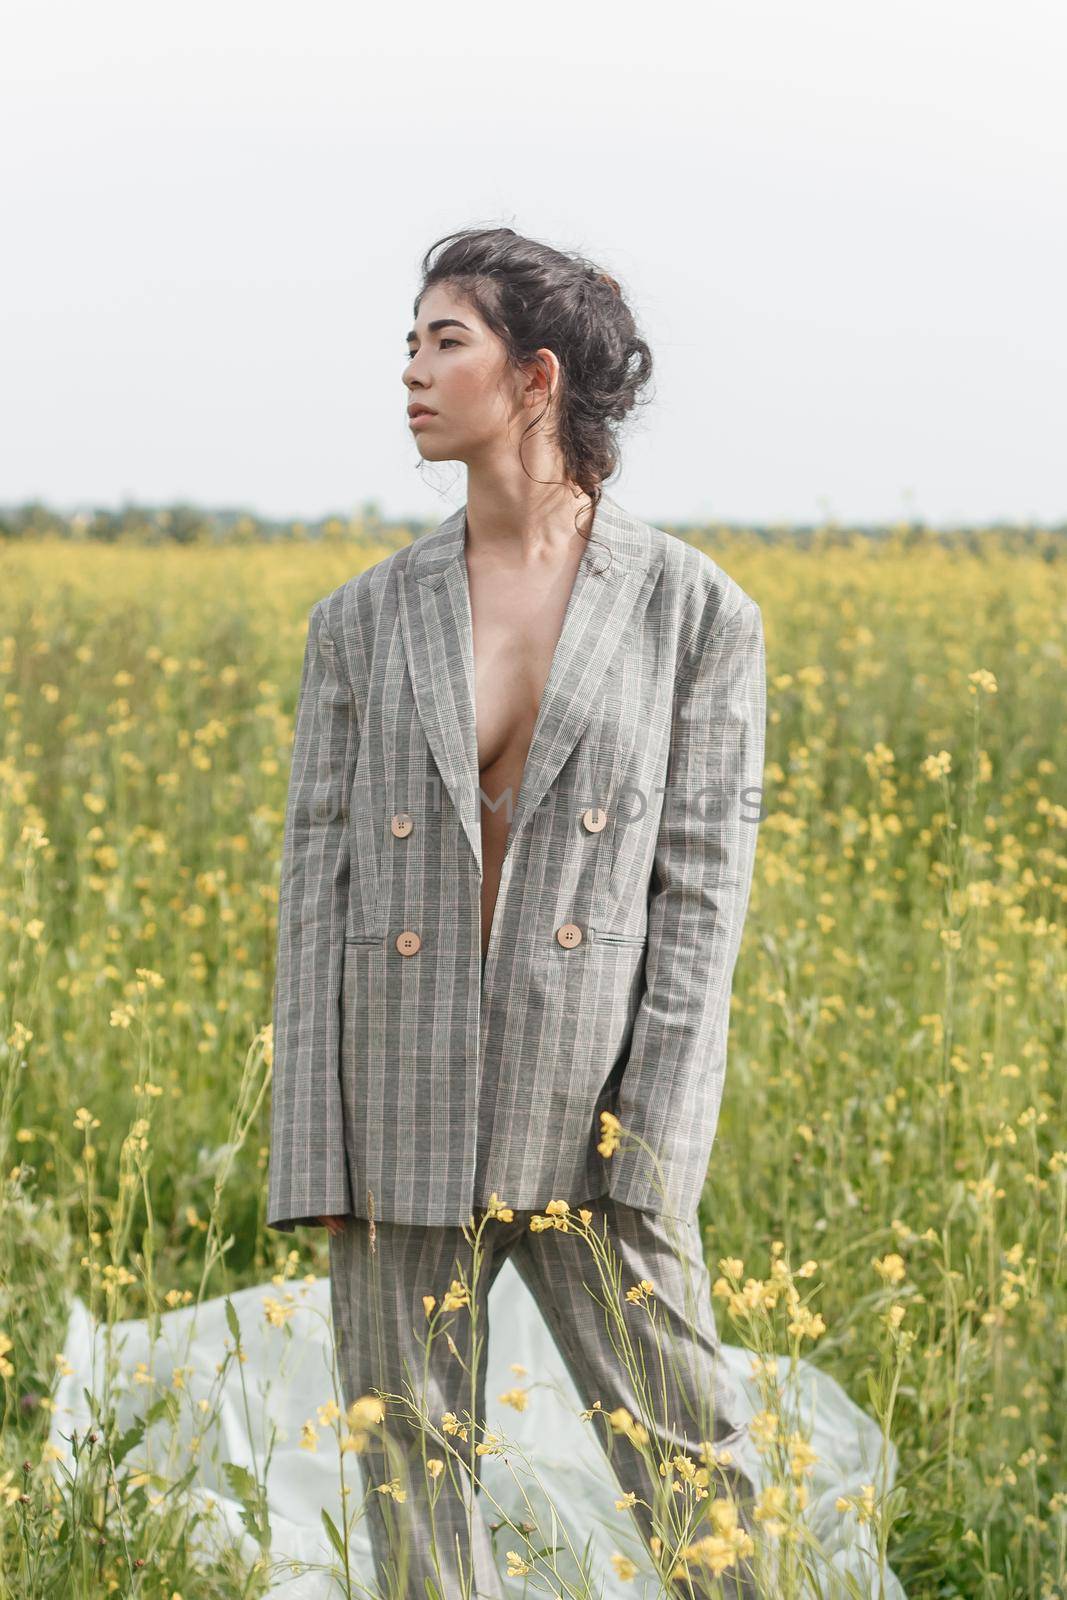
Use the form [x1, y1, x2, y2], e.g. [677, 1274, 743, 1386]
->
[267, 226, 767, 1598]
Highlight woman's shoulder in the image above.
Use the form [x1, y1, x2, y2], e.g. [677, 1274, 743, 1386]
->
[314, 506, 463, 629]
[307, 516, 456, 684]
[642, 518, 761, 666]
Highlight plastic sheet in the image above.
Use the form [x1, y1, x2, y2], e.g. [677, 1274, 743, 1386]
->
[49, 1259, 907, 1598]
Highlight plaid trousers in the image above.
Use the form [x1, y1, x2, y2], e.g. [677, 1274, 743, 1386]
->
[328, 1194, 762, 1599]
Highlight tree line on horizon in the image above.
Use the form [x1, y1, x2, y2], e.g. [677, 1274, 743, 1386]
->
[0, 498, 1063, 555]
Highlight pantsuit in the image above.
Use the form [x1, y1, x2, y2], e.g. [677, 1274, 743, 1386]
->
[328, 1194, 761, 1599]
[267, 492, 769, 1592]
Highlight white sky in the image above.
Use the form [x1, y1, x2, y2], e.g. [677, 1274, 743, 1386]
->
[2, 0, 1064, 526]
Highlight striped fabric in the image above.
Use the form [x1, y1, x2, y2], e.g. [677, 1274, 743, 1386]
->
[328, 1194, 761, 1597]
[267, 491, 766, 1233]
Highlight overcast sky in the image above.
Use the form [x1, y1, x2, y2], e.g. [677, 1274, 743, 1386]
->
[2, 0, 1064, 526]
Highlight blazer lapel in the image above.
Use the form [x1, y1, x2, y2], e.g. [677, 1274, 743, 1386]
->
[397, 506, 482, 868]
[398, 494, 655, 878]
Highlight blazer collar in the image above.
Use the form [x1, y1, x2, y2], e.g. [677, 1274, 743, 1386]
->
[397, 492, 658, 875]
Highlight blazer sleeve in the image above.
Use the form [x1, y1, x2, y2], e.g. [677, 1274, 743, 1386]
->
[266, 599, 358, 1233]
[605, 596, 767, 1221]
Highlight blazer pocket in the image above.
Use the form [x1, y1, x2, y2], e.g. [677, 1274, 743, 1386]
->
[589, 927, 648, 948]
[343, 929, 384, 946]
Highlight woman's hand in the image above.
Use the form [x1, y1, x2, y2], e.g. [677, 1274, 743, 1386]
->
[317, 1214, 348, 1236]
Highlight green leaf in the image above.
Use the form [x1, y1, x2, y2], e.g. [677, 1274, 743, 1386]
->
[321, 1507, 347, 1563]
[110, 1417, 146, 1469]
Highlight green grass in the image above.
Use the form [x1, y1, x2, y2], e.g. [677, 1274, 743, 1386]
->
[0, 528, 1063, 1598]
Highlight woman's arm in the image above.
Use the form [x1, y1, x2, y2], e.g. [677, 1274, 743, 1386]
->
[266, 598, 359, 1233]
[606, 595, 767, 1220]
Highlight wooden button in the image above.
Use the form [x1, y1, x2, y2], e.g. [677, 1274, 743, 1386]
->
[390, 812, 414, 837]
[556, 923, 583, 947]
[395, 930, 422, 955]
[582, 807, 607, 833]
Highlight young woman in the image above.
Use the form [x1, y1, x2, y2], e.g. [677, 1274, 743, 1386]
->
[267, 225, 767, 1598]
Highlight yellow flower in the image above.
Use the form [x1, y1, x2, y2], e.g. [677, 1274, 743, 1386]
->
[967, 668, 997, 694]
[788, 1433, 819, 1478]
[873, 1253, 907, 1285]
[530, 1198, 577, 1233]
[347, 1395, 385, 1429]
[700, 1438, 739, 1471]
[374, 1477, 406, 1502]
[482, 1191, 514, 1222]
[670, 1498, 754, 1582]
[921, 750, 952, 780]
[624, 1279, 655, 1306]
[836, 1482, 878, 1523]
[748, 1410, 781, 1451]
[440, 1411, 468, 1441]
[262, 1294, 298, 1328]
[786, 1304, 826, 1341]
[607, 1407, 648, 1447]
[597, 1110, 622, 1156]
[754, 1483, 788, 1537]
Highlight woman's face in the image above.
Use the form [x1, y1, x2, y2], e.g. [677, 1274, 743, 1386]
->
[403, 282, 544, 464]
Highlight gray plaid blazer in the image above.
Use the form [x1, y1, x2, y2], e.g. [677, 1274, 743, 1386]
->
[266, 492, 766, 1233]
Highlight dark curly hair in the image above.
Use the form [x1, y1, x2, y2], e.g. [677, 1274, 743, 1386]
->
[413, 225, 654, 553]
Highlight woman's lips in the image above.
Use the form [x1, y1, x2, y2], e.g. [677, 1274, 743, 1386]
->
[409, 412, 436, 427]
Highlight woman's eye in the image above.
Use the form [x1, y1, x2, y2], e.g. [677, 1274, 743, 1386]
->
[404, 339, 459, 357]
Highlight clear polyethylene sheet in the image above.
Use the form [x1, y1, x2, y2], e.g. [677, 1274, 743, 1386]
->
[49, 1262, 908, 1599]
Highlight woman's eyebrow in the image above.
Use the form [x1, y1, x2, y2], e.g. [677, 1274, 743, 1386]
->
[405, 318, 473, 342]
